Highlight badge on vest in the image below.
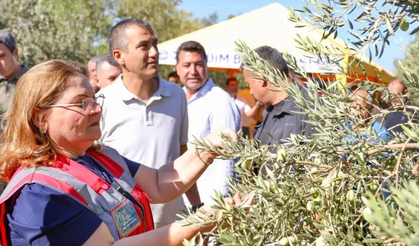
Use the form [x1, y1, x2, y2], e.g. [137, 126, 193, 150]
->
[111, 199, 141, 238]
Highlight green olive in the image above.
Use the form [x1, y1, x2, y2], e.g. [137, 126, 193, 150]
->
[310, 167, 319, 173]
[277, 149, 287, 161]
[362, 207, 372, 218]
[316, 236, 327, 246]
[321, 177, 332, 188]
[346, 190, 355, 201]
[289, 235, 298, 244]
[216, 210, 224, 222]
[279, 237, 289, 246]
[276, 187, 283, 194]
[355, 232, 364, 239]
[242, 159, 252, 169]
[225, 203, 234, 212]
[307, 201, 314, 211]
[370, 183, 379, 191]
[401, 19, 409, 31]
[335, 171, 344, 178]
[314, 195, 322, 203]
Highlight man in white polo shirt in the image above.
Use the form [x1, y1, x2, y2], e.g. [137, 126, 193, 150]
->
[175, 41, 241, 204]
[98, 18, 201, 228]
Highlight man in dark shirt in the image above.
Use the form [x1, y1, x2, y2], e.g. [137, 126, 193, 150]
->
[384, 78, 417, 134]
[0, 30, 28, 116]
[241, 46, 312, 145]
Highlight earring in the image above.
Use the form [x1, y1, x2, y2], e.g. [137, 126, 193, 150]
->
[38, 113, 46, 134]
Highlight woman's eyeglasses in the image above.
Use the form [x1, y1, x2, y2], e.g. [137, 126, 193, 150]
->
[42, 94, 105, 114]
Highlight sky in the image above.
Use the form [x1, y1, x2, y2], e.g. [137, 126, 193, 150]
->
[179, 0, 414, 74]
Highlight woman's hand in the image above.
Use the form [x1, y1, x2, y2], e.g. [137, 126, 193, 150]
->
[84, 192, 255, 246]
[194, 191, 255, 233]
[203, 128, 238, 147]
[194, 128, 238, 164]
[223, 192, 255, 208]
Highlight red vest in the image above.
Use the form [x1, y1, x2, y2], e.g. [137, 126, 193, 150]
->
[0, 148, 154, 245]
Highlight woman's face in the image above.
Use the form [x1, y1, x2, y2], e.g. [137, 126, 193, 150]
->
[44, 74, 102, 155]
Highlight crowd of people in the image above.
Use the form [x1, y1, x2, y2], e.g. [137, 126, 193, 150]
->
[0, 16, 414, 245]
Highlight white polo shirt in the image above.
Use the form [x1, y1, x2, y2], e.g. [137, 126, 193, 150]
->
[237, 88, 257, 127]
[98, 74, 188, 228]
[234, 98, 252, 127]
[184, 78, 241, 205]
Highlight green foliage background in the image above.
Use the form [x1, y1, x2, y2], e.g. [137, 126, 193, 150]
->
[0, 0, 233, 84]
[395, 33, 419, 105]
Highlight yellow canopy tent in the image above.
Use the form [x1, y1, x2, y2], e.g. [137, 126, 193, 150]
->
[158, 3, 395, 84]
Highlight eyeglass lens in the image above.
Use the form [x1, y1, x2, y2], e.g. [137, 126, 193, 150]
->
[83, 96, 104, 113]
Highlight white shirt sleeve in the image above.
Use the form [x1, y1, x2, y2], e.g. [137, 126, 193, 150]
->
[180, 90, 189, 146]
[210, 95, 241, 132]
[243, 103, 251, 113]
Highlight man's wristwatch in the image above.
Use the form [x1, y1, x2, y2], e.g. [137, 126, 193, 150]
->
[191, 202, 205, 213]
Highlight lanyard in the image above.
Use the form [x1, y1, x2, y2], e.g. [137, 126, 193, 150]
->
[85, 155, 147, 229]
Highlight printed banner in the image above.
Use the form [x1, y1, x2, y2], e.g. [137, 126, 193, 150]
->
[159, 48, 341, 74]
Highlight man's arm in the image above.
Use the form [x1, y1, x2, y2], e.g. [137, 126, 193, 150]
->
[244, 101, 263, 122]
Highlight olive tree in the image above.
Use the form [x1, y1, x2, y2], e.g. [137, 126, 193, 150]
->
[182, 1, 419, 245]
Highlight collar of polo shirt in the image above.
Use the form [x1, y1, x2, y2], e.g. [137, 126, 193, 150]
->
[183, 78, 214, 100]
[271, 85, 310, 116]
[115, 74, 171, 101]
[271, 95, 295, 116]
